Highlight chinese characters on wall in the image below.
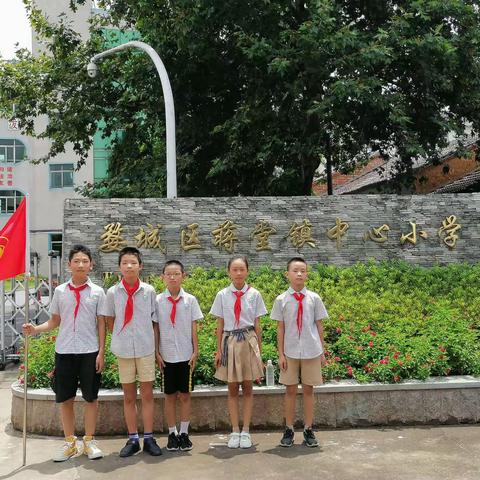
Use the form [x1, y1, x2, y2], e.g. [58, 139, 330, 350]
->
[98, 216, 462, 254]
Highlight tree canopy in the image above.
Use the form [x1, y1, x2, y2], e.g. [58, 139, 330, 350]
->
[1, 0, 480, 196]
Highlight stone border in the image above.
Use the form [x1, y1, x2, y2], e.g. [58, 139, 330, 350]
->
[11, 376, 480, 435]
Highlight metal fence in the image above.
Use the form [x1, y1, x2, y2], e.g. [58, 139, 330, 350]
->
[0, 251, 61, 370]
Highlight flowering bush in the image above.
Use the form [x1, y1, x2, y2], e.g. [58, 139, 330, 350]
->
[20, 261, 480, 388]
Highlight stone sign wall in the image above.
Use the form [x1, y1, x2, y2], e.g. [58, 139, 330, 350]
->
[63, 194, 478, 281]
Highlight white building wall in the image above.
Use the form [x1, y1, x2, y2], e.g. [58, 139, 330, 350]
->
[1, 0, 94, 276]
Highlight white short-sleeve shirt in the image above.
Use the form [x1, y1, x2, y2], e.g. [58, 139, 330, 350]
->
[100, 281, 157, 359]
[155, 288, 203, 363]
[270, 287, 328, 359]
[50, 278, 106, 354]
[209, 283, 267, 330]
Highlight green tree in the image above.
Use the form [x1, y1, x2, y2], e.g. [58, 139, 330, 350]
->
[1, 0, 480, 196]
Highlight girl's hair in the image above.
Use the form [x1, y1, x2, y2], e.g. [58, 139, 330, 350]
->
[227, 255, 249, 270]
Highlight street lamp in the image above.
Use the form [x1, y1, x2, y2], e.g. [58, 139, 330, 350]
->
[88, 40, 177, 198]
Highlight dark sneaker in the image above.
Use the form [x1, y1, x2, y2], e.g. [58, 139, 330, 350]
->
[143, 437, 162, 456]
[303, 428, 319, 447]
[119, 439, 141, 457]
[280, 427, 294, 447]
[178, 433, 193, 451]
[166, 432, 179, 451]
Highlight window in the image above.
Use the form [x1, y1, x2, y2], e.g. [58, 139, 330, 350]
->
[0, 190, 24, 214]
[48, 233, 63, 258]
[0, 139, 26, 164]
[49, 164, 74, 188]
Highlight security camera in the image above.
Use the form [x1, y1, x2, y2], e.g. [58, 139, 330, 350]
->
[87, 61, 98, 78]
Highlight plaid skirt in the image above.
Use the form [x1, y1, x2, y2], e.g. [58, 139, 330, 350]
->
[215, 328, 264, 383]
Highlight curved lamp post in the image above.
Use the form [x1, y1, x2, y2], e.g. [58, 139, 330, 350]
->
[87, 40, 177, 198]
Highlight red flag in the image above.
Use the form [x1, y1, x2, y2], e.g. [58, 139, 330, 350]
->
[0, 197, 27, 281]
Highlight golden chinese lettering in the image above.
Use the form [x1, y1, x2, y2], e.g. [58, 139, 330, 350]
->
[364, 224, 390, 243]
[288, 219, 316, 249]
[438, 215, 461, 249]
[212, 220, 238, 253]
[326, 218, 349, 249]
[251, 221, 277, 251]
[135, 223, 166, 253]
[400, 222, 428, 245]
[99, 222, 127, 253]
[181, 223, 202, 251]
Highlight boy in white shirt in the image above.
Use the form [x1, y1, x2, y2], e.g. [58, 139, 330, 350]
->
[155, 260, 203, 451]
[270, 257, 328, 448]
[102, 246, 161, 457]
[23, 244, 106, 461]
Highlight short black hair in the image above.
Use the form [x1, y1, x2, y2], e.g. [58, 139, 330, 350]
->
[227, 255, 249, 270]
[118, 246, 143, 265]
[162, 259, 185, 273]
[287, 257, 307, 270]
[68, 244, 92, 262]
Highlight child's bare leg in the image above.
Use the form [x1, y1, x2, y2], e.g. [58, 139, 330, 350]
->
[227, 382, 240, 431]
[285, 384, 298, 427]
[60, 398, 75, 437]
[139, 381, 154, 433]
[179, 393, 191, 422]
[165, 393, 177, 428]
[240, 381, 253, 431]
[84, 400, 98, 436]
[122, 383, 138, 433]
[302, 384, 314, 427]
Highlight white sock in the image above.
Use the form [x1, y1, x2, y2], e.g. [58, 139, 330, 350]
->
[232, 427, 240, 433]
[241, 427, 249, 434]
[180, 422, 189, 434]
[168, 426, 178, 435]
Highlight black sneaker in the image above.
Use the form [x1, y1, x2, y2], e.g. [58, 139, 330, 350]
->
[280, 427, 294, 447]
[303, 428, 319, 447]
[143, 437, 162, 456]
[178, 433, 193, 451]
[119, 439, 141, 457]
[166, 432, 179, 451]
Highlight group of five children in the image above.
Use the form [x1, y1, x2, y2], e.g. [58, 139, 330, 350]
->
[23, 244, 328, 461]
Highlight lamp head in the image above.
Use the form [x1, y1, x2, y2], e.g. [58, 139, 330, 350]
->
[87, 61, 98, 78]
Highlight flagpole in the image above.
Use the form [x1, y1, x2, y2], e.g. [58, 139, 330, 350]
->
[22, 193, 30, 467]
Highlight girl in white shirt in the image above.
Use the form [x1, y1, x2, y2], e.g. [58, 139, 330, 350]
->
[210, 256, 267, 449]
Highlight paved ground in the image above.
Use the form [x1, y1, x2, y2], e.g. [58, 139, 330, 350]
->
[1, 364, 479, 480]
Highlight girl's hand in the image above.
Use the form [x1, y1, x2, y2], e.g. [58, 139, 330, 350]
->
[214, 351, 222, 368]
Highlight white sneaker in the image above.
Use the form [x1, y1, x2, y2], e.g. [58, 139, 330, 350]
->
[227, 432, 240, 448]
[83, 437, 104, 460]
[240, 432, 252, 449]
[53, 436, 79, 462]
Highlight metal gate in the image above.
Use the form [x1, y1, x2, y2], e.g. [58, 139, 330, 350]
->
[0, 251, 61, 370]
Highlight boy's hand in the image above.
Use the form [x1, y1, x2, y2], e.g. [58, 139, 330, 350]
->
[95, 354, 104, 373]
[214, 351, 222, 368]
[279, 354, 287, 371]
[22, 323, 36, 336]
[320, 353, 326, 366]
[156, 352, 165, 371]
[189, 352, 198, 370]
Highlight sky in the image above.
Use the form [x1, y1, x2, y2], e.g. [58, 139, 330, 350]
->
[0, 0, 31, 59]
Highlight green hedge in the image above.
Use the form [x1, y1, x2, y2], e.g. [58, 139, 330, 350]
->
[19, 261, 480, 388]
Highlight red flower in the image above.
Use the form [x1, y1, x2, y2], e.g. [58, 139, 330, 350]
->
[19, 364, 25, 370]
[438, 346, 446, 353]
[393, 351, 400, 359]
[380, 358, 389, 365]
[346, 366, 353, 377]
[370, 331, 377, 337]
[368, 341, 374, 348]
[336, 327, 342, 334]
[398, 361, 404, 366]
[334, 357, 341, 362]
[362, 325, 371, 332]
[393, 375, 401, 382]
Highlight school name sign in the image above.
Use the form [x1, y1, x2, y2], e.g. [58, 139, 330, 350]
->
[64, 194, 480, 278]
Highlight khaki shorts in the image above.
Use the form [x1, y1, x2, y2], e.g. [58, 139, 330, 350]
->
[279, 355, 323, 386]
[117, 353, 155, 384]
